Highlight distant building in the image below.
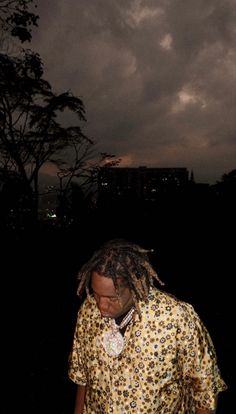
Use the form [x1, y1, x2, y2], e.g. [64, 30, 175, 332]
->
[98, 166, 189, 203]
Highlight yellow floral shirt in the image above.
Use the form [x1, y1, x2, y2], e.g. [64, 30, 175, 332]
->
[68, 288, 227, 413]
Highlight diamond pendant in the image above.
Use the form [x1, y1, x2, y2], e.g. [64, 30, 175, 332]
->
[102, 329, 124, 357]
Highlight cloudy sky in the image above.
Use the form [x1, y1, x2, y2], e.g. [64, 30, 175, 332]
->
[31, 0, 236, 184]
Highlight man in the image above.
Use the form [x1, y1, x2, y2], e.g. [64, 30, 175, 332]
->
[68, 239, 227, 413]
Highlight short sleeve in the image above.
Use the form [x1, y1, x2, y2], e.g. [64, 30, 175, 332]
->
[176, 302, 227, 410]
[68, 302, 88, 386]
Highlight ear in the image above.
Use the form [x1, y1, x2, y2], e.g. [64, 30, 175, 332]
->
[116, 277, 129, 289]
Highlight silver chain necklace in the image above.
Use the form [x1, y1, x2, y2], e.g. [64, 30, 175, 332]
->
[102, 307, 135, 357]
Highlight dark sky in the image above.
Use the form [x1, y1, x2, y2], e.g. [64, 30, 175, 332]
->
[31, 0, 236, 184]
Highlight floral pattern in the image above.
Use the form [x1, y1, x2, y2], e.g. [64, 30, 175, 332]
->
[68, 288, 227, 413]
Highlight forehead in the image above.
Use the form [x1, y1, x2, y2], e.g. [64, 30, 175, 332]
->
[91, 271, 120, 296]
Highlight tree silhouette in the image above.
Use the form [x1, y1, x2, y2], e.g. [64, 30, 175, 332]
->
[0, 0, 38, 44]
[0, 49, 91, 221]
[221, 168, 236, 183]
[0, 2, 120, 226]
[218, 168, 236, 205]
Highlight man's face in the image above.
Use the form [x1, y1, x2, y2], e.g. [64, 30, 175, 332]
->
[91, 271, 134, 318]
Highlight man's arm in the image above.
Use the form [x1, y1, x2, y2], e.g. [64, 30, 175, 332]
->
[73, 385, 86, 414]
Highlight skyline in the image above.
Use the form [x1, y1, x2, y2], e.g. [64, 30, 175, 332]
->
[31, 0, 236, 184]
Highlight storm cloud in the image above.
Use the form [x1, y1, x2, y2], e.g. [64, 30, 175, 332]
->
[31, 0, 236, 183]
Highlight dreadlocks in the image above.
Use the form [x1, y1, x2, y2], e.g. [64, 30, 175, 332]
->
[77, 239, 164, 315]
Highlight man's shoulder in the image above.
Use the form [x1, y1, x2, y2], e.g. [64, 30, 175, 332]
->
[77, 295, 99, 319]
[149, 287, 180, 305]
[148, 287, 195, 315]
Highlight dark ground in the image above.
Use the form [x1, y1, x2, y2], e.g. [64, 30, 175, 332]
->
[2, 199, 234, 413]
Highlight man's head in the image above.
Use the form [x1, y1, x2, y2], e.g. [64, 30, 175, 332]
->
[91, 271, 133, 318]
[77, 238, 164, 315]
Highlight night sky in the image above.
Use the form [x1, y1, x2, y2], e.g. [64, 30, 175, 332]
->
[31, 0, 236, 184]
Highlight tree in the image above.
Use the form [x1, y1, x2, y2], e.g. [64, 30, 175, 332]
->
[0, 49, 91, 221]
[219, 168, 236, 202]
[0, 0, 38, 44]
[55, 152, 120, 224]
[221, 168, 236, 183]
